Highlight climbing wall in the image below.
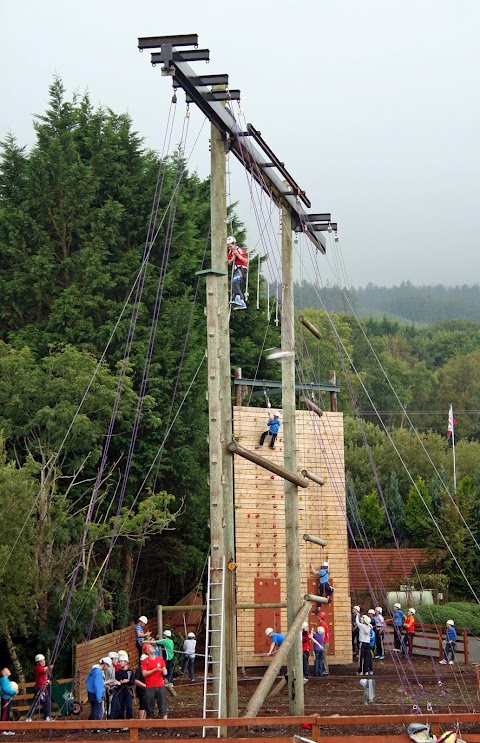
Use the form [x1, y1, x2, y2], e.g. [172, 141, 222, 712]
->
[233, 405, 351, 667]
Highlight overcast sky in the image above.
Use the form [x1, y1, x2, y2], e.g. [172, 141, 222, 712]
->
[1, 0, 479, 288]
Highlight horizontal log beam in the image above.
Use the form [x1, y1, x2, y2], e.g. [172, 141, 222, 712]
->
[303, 533, 327, 547]
[228, 441, 309, 488]
[301, 470, 326, 487]
[300, 396, 324, 417]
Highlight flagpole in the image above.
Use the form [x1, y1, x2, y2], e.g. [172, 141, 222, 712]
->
[449, 403, 457, 491]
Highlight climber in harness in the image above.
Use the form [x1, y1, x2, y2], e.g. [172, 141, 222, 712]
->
[227, 236, 248, 310]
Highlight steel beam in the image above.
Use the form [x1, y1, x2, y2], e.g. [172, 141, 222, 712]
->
[138, 34, 199, 49]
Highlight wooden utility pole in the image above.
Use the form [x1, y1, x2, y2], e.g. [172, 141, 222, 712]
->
[281, 204, 304, 714]
[206, 122, 238, 720]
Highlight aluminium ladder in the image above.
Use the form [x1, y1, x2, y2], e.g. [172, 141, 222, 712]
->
[202, 556, 225, 737]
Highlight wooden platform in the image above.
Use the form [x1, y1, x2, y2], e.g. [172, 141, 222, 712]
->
[233, 406, 351, 666]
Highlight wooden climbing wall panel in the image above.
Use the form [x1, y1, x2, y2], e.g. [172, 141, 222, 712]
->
[234, 406, 351, 667]
[254, 577, 282, 654]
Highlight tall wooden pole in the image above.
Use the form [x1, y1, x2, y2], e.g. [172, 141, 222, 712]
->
[207, 122, 238, 721]
[281, 204, 304, 714]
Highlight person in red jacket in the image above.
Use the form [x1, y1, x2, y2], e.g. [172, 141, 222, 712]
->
[227, 236, 248, 310]
[403, 608, 416, 657]
[26, 654, 53, 722]
[141, 644, 168, 719]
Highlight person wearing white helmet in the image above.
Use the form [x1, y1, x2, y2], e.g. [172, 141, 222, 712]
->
[403, 608, 416, 657]
[265, 627, 285, 657]
[227, 236, 248, 310]
[134, 616, 151, 662]
[180, 632, 197, 681]
[85, 658, 112, 721]
[439, 620, 457, 665]
[255, 411, 282, 451]
[104, 653, 118, 720]
[25, 653, 54, 722]
[114, 651, 134, 721]
[354, 608, 373, 676]
[373, 607, 385, 660]
[156, 630, 175, 683]
[389, 603, 405, 652]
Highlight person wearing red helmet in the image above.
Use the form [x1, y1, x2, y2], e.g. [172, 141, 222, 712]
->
[316, 612, 330, 674]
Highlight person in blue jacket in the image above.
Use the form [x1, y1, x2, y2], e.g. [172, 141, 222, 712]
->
[439, 620, 457, 665]
[265, 628, 285, 656]
[86, 657, 112, 721]
[256, 412, 282, 450]
[0, 667, 18, 729]
[391, 603, 405, 652]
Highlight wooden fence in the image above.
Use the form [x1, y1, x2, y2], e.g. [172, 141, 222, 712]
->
[384, 624, 469, 664]
[0, 713, 479, 742]
[13, 678, 72, 715]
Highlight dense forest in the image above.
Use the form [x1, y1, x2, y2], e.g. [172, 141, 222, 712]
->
[1, 79, 479, 677]
[292, 281, 480, 323]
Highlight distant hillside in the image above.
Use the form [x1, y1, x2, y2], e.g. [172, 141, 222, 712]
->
[291, 281, 480, 323]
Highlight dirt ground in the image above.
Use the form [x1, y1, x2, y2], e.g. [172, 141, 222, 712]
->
[11, 656, 480, 739]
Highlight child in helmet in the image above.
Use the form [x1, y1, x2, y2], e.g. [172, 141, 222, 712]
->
[227, 236, 248, 310]
[265, 627, 285, 656]
[403, 608, 416, 657]
[439, 620, 457, 665]
[373, 607, 385, 659]
[354, 610, 373, 676]
[26, 654, 53, 722]
[0, 668, 18, 729]
[114, 651, 134, 720]
[256, 412, 282, 450]
[316, 612, 330, 674]
[390, 603, 405, 652]
[181, 632, 197, 681]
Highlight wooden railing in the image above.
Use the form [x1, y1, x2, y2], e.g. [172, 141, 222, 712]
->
[384, 623, 469, 664]
[0, 713, 479, 742]
[13, 678, 73, 714]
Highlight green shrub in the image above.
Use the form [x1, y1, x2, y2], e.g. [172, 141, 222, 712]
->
[417, 602, 480, 634]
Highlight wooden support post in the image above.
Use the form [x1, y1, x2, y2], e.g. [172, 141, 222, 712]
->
[243, 601, 312, 718]
[301, 469, 326, 487]
[208, 121, 236, 724]
[329, 370, 337, 412]
[234, 367, 242, 407]
[228, 441, 309, 488]
[300, 396, 324, 417]
[157, 605, 163, 638]
[281, 203, 304, 715]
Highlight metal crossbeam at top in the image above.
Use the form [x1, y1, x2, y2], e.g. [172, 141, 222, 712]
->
[138, 33, 336, 254]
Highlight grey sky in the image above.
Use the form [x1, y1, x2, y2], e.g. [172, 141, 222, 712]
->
[1, 0, 479, 288]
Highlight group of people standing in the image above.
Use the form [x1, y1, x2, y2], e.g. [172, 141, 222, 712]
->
[265, 613, 331, 681]
[353, 604, 458, 673]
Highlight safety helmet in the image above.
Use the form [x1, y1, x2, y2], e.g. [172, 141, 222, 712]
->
[375, 607, 382, 613]
[394, 603, 401, 609]
[317, 626, 325, 633]
[100, 657, 113, 667]
[163, 629, 172, 637]
[302, 622, 309, 630]
[362, 615, 371, 624]
[353, 605, 360, 612]
[117, 651, 129, 662]
[140, 654, 148, 661]
[265, 627, 273, 636]
[446, 619, 455, 626]
[138, 615, 148, 624]
[34, 654, 45, 663]
[318, 611, 326, 619]
[108, 651, 118, 660]
[367, 609, 375, 615]
[226, 235, 236, 244]
[142, 643, 154, 653]
[273, 412, 280, 418]
[8, 681, 18, 695]
[408, 608, 416, 614]
[187, 632, 196, 639]
[321, 562, 329, 567]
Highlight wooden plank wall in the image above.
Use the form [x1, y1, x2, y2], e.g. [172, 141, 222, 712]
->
[349, 548, 429, 593]
[234, 406, 351, 667]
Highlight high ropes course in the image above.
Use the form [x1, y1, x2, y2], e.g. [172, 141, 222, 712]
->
[2, 32, 479, 743]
